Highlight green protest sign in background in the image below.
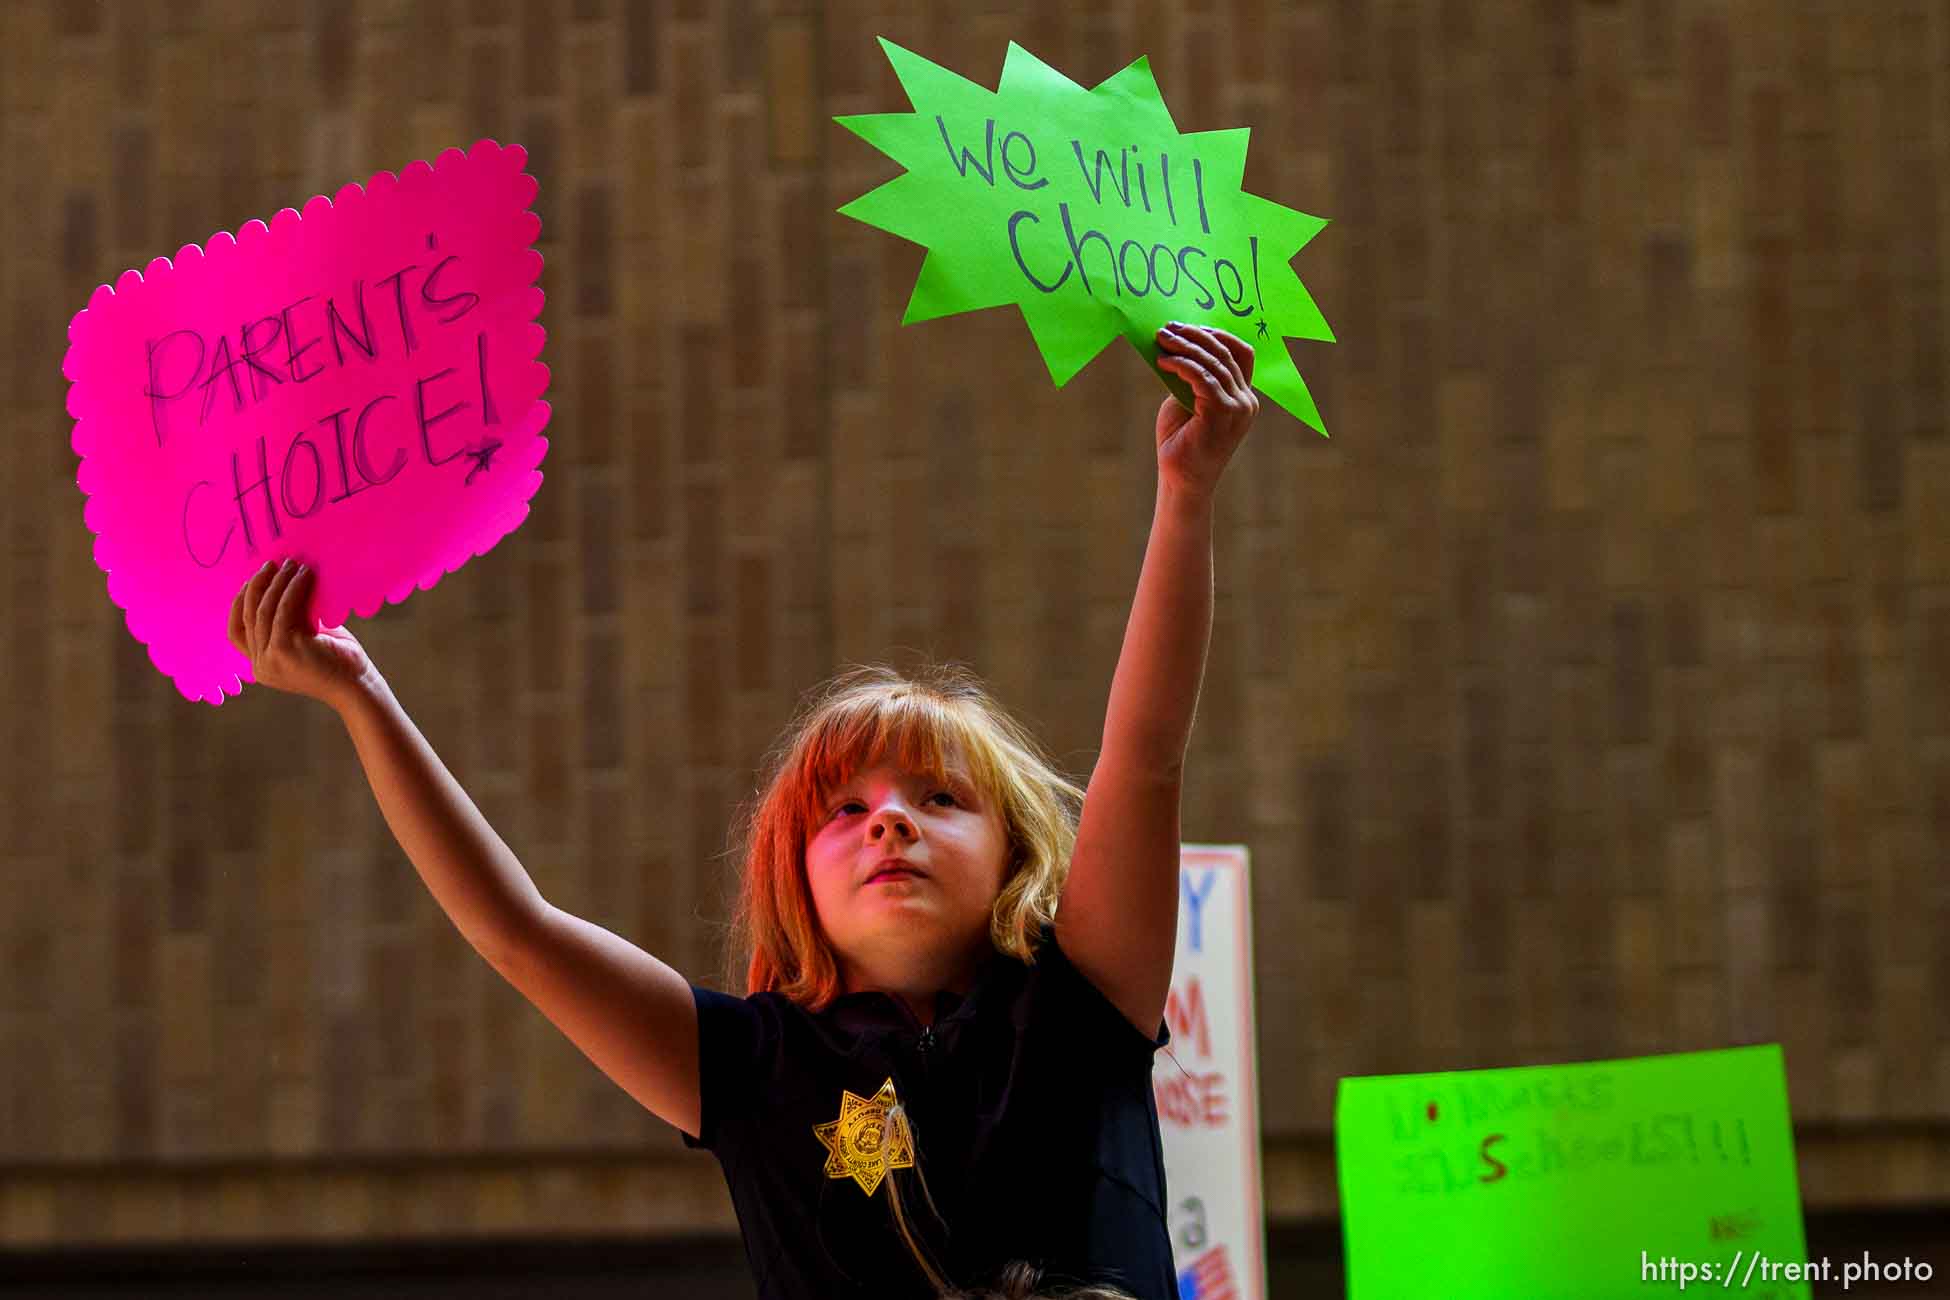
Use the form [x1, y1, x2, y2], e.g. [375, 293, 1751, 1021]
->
[837, 39, 1335, 436]
[1336, 1045, 1810, 1299]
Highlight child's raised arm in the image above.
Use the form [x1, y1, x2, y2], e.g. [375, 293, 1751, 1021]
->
[230, 561, 701, 1137]
[1057, 324, 1259, 1038]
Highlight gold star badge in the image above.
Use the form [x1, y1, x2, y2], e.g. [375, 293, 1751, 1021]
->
[812, 1077, 915, 1196]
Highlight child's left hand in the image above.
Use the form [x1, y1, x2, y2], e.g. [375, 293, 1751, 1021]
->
[1153, 322, 1258, 499]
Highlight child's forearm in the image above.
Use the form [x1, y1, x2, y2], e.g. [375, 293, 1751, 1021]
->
[1099, 481, 1216, 777]
[334, 667, 550, 964]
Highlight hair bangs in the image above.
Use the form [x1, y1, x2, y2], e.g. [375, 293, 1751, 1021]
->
[791, 685, 1004, 823]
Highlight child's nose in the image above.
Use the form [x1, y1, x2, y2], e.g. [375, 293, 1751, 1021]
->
[868, 806, 916, 842]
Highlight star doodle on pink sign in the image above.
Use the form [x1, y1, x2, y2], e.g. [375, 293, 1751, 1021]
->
[64, 138, 551, 705]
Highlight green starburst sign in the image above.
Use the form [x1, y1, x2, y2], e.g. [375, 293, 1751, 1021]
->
[837, 38, 1335, 435]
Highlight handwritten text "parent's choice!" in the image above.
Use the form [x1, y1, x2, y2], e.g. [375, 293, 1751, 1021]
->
[67, 140, 548, 703]
[150, 241, 507, 567]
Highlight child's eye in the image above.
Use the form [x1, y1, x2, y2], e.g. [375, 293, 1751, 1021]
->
[928, 791, 959, 807]
[828, 800, 866, 821]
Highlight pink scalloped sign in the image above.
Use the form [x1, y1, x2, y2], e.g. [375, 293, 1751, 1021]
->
[64, 139, 550, 704]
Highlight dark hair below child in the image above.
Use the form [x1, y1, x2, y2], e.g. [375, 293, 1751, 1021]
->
[942, 1260, 1138, 1300]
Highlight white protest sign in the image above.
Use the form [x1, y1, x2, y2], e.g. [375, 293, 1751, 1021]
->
[1155, 844, 1265, 1300]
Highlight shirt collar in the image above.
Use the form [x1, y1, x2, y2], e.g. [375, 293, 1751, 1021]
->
[824, 944, 1021, 1033]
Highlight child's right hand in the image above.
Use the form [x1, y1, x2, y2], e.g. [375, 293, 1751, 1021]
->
[228, 559, 375, 711]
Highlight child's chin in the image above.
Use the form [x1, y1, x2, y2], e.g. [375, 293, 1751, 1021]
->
[860, 886, 933, 913]
[864, 874, 927, 894]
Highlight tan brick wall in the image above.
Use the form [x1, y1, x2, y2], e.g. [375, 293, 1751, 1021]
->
[1, 0, 1945, 1246]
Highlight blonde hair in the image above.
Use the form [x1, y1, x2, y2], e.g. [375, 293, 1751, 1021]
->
[730, 662, 1085, 1008]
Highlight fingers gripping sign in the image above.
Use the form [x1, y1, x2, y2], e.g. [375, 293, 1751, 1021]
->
[226, 559, 373, 709]
[1153, 322, 1259, 499]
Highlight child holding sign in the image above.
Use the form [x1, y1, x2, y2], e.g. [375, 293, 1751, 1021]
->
[228, 322, 1260, 1299]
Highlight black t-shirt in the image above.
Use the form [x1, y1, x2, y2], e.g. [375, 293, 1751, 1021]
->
[685, 926, 1176, 1300]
